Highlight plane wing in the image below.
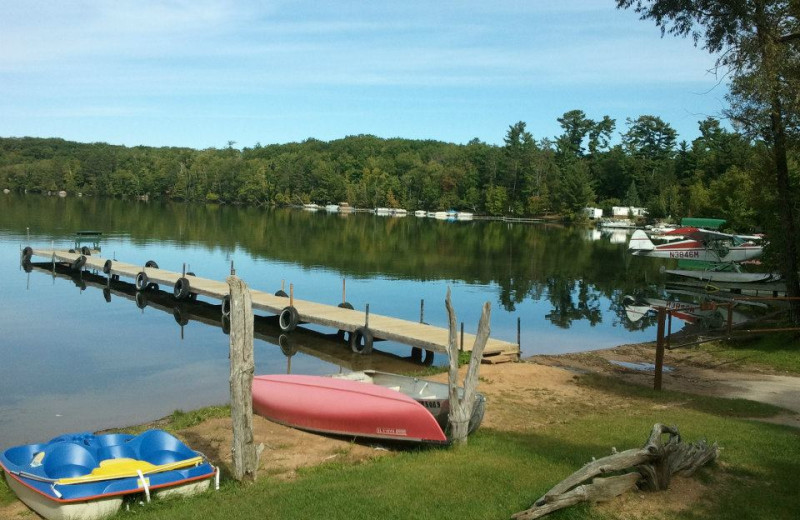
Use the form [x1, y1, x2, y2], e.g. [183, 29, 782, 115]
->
[667, 227, 762, 242]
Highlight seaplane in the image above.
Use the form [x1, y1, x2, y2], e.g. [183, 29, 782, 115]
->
[628, 227, 763, 263]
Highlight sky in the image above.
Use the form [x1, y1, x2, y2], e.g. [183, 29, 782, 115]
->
[0, 0, 728, 150]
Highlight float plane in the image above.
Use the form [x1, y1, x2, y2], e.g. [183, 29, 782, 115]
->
[628, 227, 763, 263]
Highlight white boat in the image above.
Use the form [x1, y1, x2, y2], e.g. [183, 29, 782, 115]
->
[302, 203, 319, 212]
[414, 210, 426, 217]
[338, 202, 354, 213]
[324, 204, 339, 213]
[598, 219, 636, 229]
[390, 208, 408, 217]
[375, 207, 391, 216]
[664, 269, 779, 284]
[434, 211, 448, 220]
[456, 212, 474, 221]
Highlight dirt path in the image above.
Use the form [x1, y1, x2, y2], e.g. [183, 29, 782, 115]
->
[534, 342, 800, 427]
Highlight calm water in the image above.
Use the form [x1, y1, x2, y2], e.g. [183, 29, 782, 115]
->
[1, 194, 667, 448]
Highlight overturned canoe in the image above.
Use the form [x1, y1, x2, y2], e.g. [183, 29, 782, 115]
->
[252, 374, 450, 443]
[0, 429, 216, 520]
[332, 370, 485, 436]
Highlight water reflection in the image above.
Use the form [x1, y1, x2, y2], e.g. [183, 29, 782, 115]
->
[2, 194, 674, 447]
[31, 262, 436, 374]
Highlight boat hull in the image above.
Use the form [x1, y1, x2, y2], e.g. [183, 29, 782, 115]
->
[252, 375, 449, 443]
[333, 370, 485, 436]
[0, 430, 216, 520]
[665, 269, 778, 283]
[4, 472, 122, 520]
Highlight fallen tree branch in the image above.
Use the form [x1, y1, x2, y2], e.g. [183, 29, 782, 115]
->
[512, 423, 719, 519]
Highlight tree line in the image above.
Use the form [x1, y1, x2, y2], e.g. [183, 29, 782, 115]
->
[0, 112, 774, 231]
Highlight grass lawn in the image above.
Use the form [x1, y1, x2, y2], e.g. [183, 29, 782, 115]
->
[698, 333, 800, 374]
[4, 371, 792, 520]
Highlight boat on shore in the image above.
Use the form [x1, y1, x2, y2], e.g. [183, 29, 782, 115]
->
[0, 430, 216, 520]
[252, 372, 485, 444]
[332, 370, 485, 435]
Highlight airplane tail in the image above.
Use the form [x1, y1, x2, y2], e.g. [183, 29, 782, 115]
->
[628, 230, 655, 251]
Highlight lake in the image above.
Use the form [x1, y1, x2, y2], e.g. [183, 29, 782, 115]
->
[1, 194, 667, 448]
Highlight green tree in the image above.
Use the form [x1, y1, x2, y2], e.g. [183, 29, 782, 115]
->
[617, 0, 800, 319]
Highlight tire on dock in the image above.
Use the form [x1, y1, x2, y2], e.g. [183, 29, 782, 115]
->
[173, 277, 191, 300]
[411, 347, 435, 366]
[102, 259, 112, 274]
[279, 306, 299, 332]
[221, 295, 231, 317]
[275, 289, 288, 298]
[21, 246, 33, 263]
[349, 326, 373, 355]
[145, 260, 159, 269]
[135, 271, 149, 291]
[71, 255, 87, 271]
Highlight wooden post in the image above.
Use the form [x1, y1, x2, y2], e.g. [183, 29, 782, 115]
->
[289, 284, 294, 306]
[446, 287, 491, 446]
[460, 322, 464, 352]
[666, 311, 672, 349]
[226, 276, 261, 482]
[342, 279, 346, 304]
[517, 316, 521, 349]
[654, 307, 666, 391]
[420, 299, 425, 323]
[727, 303, 733, 337]
[365, 303, 370, 328]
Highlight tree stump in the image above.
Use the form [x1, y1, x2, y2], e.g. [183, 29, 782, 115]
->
[445, 287, 491, 445]
[512, 423, 719, 519]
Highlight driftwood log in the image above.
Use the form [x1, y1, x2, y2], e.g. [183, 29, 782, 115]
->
[227, 276, 263, 482]
[445, 287, 491, 445]
[512, 423, 719, 520]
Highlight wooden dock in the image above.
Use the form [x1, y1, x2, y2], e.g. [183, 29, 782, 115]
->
[28, 262, 440, 372]
[24, 249, 520, 362]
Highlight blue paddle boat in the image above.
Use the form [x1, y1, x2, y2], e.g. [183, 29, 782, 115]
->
[0, 429, 217, 520]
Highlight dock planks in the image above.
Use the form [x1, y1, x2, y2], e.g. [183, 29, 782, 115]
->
[28, 249, 520, 360]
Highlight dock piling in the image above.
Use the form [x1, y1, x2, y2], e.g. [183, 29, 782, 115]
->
[289, 284, 294, 307]
[342, 279, 346, 304]
[365, 303, 370, 328]
[420, 299, 424, 323]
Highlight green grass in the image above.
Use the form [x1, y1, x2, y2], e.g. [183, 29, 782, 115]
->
[113, 412, 800, 520]
[699, 333, 800, 374]
[112, 405, 231, 435]
[4, 365, 797, 519]
[91, 376, 799, 520]
[0, 476, 14, 506]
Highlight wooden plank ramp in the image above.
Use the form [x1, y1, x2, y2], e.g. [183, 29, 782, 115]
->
[28, 249, 520, 360]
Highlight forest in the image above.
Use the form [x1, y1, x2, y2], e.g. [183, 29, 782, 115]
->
[0, 110, 779, 232]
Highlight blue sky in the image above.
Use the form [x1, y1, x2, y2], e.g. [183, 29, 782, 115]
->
[0, 1, 726, 150]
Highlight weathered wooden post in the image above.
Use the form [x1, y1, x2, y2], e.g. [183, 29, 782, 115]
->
[654, 307, 666, 391]
[727, 303, 734, 337]
[445, 287, 491, 446]
[226, 276, 261, 482]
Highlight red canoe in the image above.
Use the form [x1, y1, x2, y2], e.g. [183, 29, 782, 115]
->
[252, 375, 448, 443]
